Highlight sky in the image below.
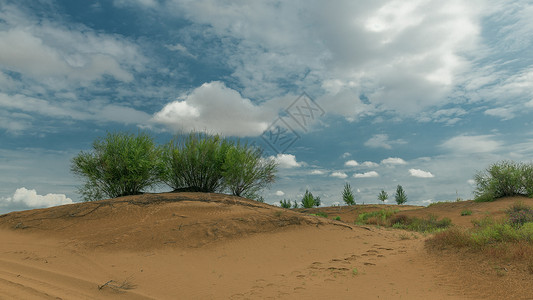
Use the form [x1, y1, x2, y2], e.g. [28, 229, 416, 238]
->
[1, 0, 533, 213]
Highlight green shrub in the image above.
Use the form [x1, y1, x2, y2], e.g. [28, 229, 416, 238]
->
[301, 189, 321, 208]
[474, 160, 533, 202]
[461, 210, 473, 216]
[506, 202, 533, 228]
[71, 132, 162, 201]
[280, 199, 292, 209]
[222, 142, 277, 198]
[334, 216, 341, 221]
[161, 132, 230, 193]
[395, 185, 407, 205]
[309, 211, 328, 218]
[342, 182, 356, 205]
[377, 190, 388, 203]
[357, 209, 398, 225]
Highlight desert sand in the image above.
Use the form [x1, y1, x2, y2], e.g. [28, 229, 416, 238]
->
[1, 193, 533, 299]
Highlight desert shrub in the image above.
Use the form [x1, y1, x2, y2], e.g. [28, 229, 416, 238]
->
[71, 132, 162, 201]
[161, 132, 230, 193]
[301, 189, 321, 208]
[161, 132, 277, 197]
[461, 210, 473, 216]
[280, 199, 292, 209]
[357, 209, 398, 226]
[474, 160, 533, 202]
[426, 227, 472, 250]
[309, 211, 328, 218]
[334, 216, 341, 221]
[395, 185, 407, 205]
[342, 182, 356, 205]
[506, 202, 533, 228]
[389, 214, 412, 226]
[222, 142, 277, 198]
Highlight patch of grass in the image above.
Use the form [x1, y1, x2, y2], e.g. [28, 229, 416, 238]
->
[391, 214, 452, 233]
[461, 210, 472, 216]
[352, 268, 358, 275]
[356, 209, 399, 226]
[334, 216, 341, 221]
[309, 211, 328, 218]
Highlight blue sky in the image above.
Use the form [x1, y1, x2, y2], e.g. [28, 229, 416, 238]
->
[1, 0, 533, 213]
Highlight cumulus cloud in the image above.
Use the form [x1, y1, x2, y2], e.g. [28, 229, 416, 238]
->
[345, 160, 359, 167]
[441, 134, 502, 153]
[361, 161, 379, 168]
[330, 172, 348, 179]
[275, 190, 285, 196]
[353, 171, 379, 178]
[381, 157, 407, 165]
[153, 81, 274, 137]
[409, 169, 435, 178]
[310, 170, 325, 175]
[341, 152, 351, 158]
[0, 187, 73, 209]
[270, 154, 303, 168]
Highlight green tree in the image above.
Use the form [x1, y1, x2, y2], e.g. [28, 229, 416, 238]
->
[395, 185, 407, 205]
[280, 199, 292, 208]
[474, 160, 533, 202]
[301, 189, 321, 208]
[222, 142, 277, 198]
[377, 190, 388, 203]
[342, 182, 356, 205]
[71, 132, 162, 201]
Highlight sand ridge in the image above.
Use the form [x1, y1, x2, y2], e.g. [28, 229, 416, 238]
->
[1, 193, 533, 299]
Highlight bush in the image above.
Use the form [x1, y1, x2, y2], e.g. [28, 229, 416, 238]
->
[71, 132, 162, 201]
[342, 182, 356, 205]
[280, 199, 292, 209]
[506, 202, 533, 228]
[161, 132, 277, 197]
[395, 185, 407, 205]
[222, 142, 277, 198]
[301, 189, 321, 208]
[461, 210, 473, 216]
[474, 160, 533, 202]
[357, 209, 398, 226]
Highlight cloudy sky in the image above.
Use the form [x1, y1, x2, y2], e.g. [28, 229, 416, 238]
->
[1, 0, 533, 213]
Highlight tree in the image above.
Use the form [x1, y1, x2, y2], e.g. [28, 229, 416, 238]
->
[377, 190, 388, 203]
[342, 182, 356, 205]
[222, 142, 277, 198]
[395, 185, 407, 205]
[301, 189, 321, 208]
[71, 132, 162, 201]
[280, 199, 292, 208]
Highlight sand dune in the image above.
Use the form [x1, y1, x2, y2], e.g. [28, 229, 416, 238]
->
[1, 193, 533, 299]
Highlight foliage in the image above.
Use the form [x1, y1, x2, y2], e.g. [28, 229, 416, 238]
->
[334, 216, 341, 221]
[356, 209, 399, 226]
[160, 132, 277, 197]
[392, 215, 452, 233]
[342, 182, 356, 205]
[310, 211, 328, 218]
[506, 202, 533, 227]
[221, 141, 277, 198]
[377, 190, 388, 203]
[71, 132, 162, 201]
[474, 160, 533, 202]
[395, 185, 407, 205]
[301, 189, 321, 208]
[461, 210, 473, 216]
[160, 132, 231, 193]
[280, 199, 292, 209]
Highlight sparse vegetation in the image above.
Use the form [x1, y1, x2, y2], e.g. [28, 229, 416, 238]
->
[342, 182, 356, 205]
[301, 189, 321, 208]
[310, 211, 328, 218]
[474, 160, 533, 202]
[461, 210, 473, 216]
[395, 185, 407, 205]
[280, 199, 292, 209]
[377, 190, 388, 203]
[356, 209, 399, 226]
[71, 132, 162, 201]
[356, 209, 451, 233]
[334, 216, 341, 221]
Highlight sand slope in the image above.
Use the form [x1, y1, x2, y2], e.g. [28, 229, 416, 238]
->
[1, 193, 532, 299]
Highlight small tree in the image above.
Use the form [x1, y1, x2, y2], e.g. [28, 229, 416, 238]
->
[71, 132, 162, 201]
[280, 199, 292, 208]
[377, 190, 388, 203]
[301, 189, 321, 208]
[395, 185, 407, 205]
[342, 182, 356, 205]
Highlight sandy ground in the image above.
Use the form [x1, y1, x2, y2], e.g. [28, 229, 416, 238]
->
[1, 193, 533, 299]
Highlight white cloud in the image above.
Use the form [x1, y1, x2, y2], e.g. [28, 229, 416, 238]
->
[310, 170, 325, 175]
[331, 172, 348, 179]
[484, 107, 515, 120]
[381, 157, 407, 165]
[364, 134, 406, 149]
[354, 171, 379, 178]
[409, 169, 435, 178]
[275, 190, 285, 196]
[0, 187, 73, 209]
[153, 81, 274, 137]
[270, 154, 303, 168]
[341, 152, 351, 158]
[361, 161, 379, 168]
[345, 160, 359, 167]
[441, 134, 501, 153]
